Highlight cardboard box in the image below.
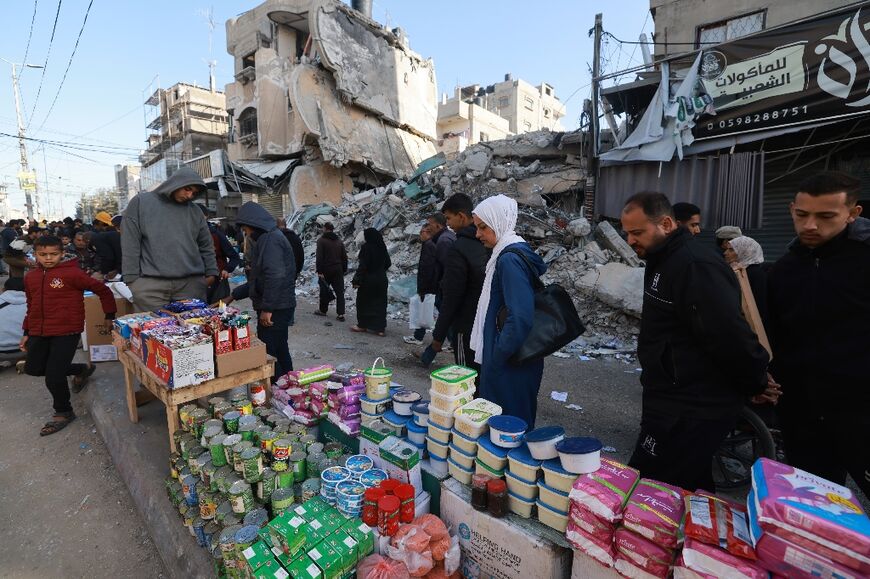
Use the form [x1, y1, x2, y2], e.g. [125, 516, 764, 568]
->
[84, 295, 134, 362]
[215, 338, 267, 377]
[146, 338, 215, 389]
[571, 549, 621, 579]
[439, 478, 572, 579]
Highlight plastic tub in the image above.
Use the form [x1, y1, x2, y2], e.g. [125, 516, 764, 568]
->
[426, 420, 452, 445]
[447, 456, 473, 485]
[505, 469, 539, 501]
[359, 396, 392, 416]
[476, 436, 510, 472]
[475, 458, 505, 480]
[537, 480, 571, 513]
[536, 499, 569, 532]
[555, 437, 602, 475]
[450, 428, 479, 456]
[391, 390, 421, 416]
[487, 416, 527, 449]
[426, 436, 450, 460]
[448, 443, 476, 470]
[429, 388, 475, 413]
[523, 426, 565, 461]
[364, 358, 392, 401]
[507, 444, 543, 483]
[406, 421, 427, 446]
[411, 401, 429, 428]
[453, 399, 502, 439]
[430, 365, 478, 397]
[427, 406, 455, 430]
[541, 459, 578, 494]
[427, 455, 448, 478]
[508, 491, 535, 519]
[359, 410, 382, 428]
[411, 440, 427, 460]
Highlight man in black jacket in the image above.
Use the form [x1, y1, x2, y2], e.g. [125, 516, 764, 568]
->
[421, 194, 488, 370]
[767, 171, 869, 498]
[622, 192, 774, 491]
[90, 211, 122, 280]
[315, 222, 348, 321]
[277, 217, 305, 325]
[404, 226, 437, 345]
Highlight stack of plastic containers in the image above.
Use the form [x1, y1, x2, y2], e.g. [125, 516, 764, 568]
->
[448, 398, 501, 484]
[425, 365, 477, 480]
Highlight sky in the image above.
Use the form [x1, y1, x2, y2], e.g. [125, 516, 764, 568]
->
[0, 0, 652, 220]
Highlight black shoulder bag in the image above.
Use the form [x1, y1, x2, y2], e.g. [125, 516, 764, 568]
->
[496, 248, 586, 364]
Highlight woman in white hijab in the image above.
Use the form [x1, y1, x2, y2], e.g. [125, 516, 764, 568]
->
[470, 194, 547, 428]
[724, 235, 769, 327]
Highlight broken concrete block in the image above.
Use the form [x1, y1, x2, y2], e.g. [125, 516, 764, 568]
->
[403, 223, 423, 237]
[463, 150, 490, 174]
[596, 221, 642, 267]
[354, 190, 375, 204]
[387, 194, 403, 207]
[584, 241, 609, 265]
[490, 165, 508, 180]
[315, 214, 336, 225]
[577, 263, 644, 318]
[567, 217, 592, 237]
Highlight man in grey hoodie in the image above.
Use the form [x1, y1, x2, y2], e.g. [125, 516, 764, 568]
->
[122, 167, 219, 311]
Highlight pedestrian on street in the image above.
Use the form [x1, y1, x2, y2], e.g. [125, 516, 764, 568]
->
[422, 193, 488, 370]
[90, 211, 122, 280]
[672, 202, 702, 235]
[715, 225, 743, 254]
[767, 171, 870, 499]
[404, 224, 436, 345]
[21, 235, 117, 436]
[723, 235, 769, 327]
[277, 217, 304, 325]
[621, 192, 774, 492]
[351, 228, 391, 336]
[0, 277, 27, 368]
[196, 204, 240, 304]
[68, 231, 96, 274]
[0, 219, 21, 275]
[470, 194, 547, 428]
[314, 222, 348, 321]
[121, 167, 219, 312]
[234, 201, 296, 382]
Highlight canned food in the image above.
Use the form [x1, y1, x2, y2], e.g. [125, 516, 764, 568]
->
[289, 452, 307, 483]
[182, 506, 196, 536]
[181, 474, 199, 507]
[199, 489, 218, 520]
[203, 418, 223, 432]
[219, 525, 241, 565]
[234, 398, 253, 416]
[201, 424, 223, 447]
[179, 404, 198, 430]
[190, 408, 209, 438]
[233, 524, 259, 557]
[179, 434, 197, 459]
[215, 500, 233, 523]
[203, 521, 220, 550]
[208, 434, 228, 467]
[214, 401, 233, 420]
[259, 431, 279, 457]
[252, 424, 270, 445]
[273, 423, 290, 435]
[307, 442, 325, 456]
[302, 435, 319, 452]
[208, 397, 226, 416]
[301, 478, 321, 502]
[238, 423, 256, 442]
[223, 410, 241, 434]
[272, 438, 291, 465]
[229, 480, 254, 514]
[172, 432, 185, 455]
[241, 447, 263, 483]
[168, 481, 183, 506]
[306, 453, 326, 479]
[276, 470, 294, 489]
[243, 507, 269, 529]
[211, 465, 231, 493]
[239, 414, 258, 427]
[187, 446, 206, 475]
[271, 488, 295, 515]
[192, 451, 210, 478]
[192, 516, 208, 547]
[222, 434, 242, 465]
[232, 440, 253, 473]
[201, 461, 218, 491]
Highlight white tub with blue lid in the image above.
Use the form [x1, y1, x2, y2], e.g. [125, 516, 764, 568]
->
[426, 454, 448, 477]
[476, 435, 510, 472]
[406, 420, 427, 445]
[536, 498, 569, 532]
[448, 442, 476, 470]
[505, 469, 538, 501]
[427, 419, 452, 445]
[359, 409, 382, 428]
[487, 415, 528, 449]
[523, 426, 565, 460]
[555, 437, 603, 475]
[411, 439, 427, 459]
[426, 436, 450, 460]
[411, 401, 429, 427]
[447, 455, 473, 484]
[508, 491, 535, 518]
[507, 444, 543, 482]
[537, 480, 571, 513]
[383, 410, 411, 437]
[450, 428, 478, 456]
[359, 395, 392, 416]
[391, 390, 421, 416]
[541, 458, 578, 493]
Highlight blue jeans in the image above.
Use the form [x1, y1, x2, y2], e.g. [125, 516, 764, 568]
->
[257, 308, 293, 382]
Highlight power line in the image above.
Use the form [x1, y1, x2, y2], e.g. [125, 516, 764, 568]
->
[35, 0, 94, 134]
[0, 131, 139, 154]
[21, 0, 39, 64]
[27, 0, 63, 130]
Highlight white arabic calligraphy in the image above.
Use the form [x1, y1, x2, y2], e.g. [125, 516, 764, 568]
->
[815, 8, 870, 107]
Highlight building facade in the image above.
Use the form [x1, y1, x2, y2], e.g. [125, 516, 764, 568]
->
[115, 164, 142, 212]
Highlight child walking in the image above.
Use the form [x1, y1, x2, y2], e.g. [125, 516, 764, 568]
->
[21, 235, 117, 436]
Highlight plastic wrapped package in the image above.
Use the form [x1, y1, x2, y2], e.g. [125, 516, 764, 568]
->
[387, 526, 434, 577]
[413, 515, 449, 542]
[672, 556, 717, 579]
[429, 537, 450, 562]
[566, 521, 616, 568]
[613, 527, 674, 578]
[755, 529, 862, 579]
[684, 494, 756, 560]
[569, 458, 640, 523]
[422, 562, 460, 579]
[682, 538, 769, 579]
[357, 555, 411, 579]
[443, 536, 460, 575]
[622, 480, 685, 549]
[569, 502, 615, 543]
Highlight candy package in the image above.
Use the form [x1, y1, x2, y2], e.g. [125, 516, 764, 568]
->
[164, 299, 207, 313]
[684, 494, 756, 560]
[566, 521, 616, 568]
[569, 458, 639, 523]
[682, 538, 768, 579]
[613, 527, 673, 578]
[622, 480, 685, 550]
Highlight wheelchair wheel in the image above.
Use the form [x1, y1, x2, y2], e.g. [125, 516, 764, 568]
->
[713, 406, 777, 492]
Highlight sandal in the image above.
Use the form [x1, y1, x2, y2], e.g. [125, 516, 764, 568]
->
[336, 315, 345, 322]
[40, 412, 76, 436]
[375, 331, 386, 337]
[350, 325, 367, 333]
[313, 310, 327, 317]
[72, 364, 96, 393]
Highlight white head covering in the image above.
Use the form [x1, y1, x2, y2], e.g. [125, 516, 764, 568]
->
[729, 236, 764, 267]
[469, 194, 526, 364]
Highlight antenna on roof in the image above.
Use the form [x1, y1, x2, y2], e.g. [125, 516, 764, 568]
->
[199, 6, 218, 92]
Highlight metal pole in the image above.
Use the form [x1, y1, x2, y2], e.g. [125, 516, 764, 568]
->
[10, 62, 36, 220]
[591, 13, 602, 158]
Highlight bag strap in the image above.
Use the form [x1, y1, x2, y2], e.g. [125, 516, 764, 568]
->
[498, 248, 544, 291]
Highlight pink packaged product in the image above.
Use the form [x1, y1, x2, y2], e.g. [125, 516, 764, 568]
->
[566, 521, 616, 568]
[748, 458, 870, 573]
[755, 529, 861, 579]
[622, 479, 685, 550]
[672, 556, 717, 579]
[613, 527, 673, 578]
[292, 408, 319, 426]
[328, 413, 361, 437]
[309, 381, 329, 399]
[570, 502, 616, 542]
[614, 558, 667, 579]
[286, 364, 334, 385]
[569, 458, 640, 523]
[310, 397, 328, 417]
[682, 538, 769, 579]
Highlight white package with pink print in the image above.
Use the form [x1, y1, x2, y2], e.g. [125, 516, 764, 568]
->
[622, 479, 686, 550]
[568, 457, 640, 523]
[612, 527, 673, 578]
[755, 526, 862, 579]
[570, 502, 616, 543]
[566, 521, 616, 568]
[682, 538, 769, 579]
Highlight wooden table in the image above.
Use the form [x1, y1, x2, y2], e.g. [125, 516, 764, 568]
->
[118, 348, 274, 452]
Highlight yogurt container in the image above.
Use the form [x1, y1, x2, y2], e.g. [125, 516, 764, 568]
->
[447, 456, 473, 485]
[358, 468, 388, 488]
[476, 435, 510, 472]
[537, 480, 571, 513]
[359, 396, 392, 416]
[430, 365, 478, 397]
[427, 420, 452, 445]
[453, 398, 502, 439]
[391, 390, 421, 416]
[475, 458, 505, 479]
[541, 459, 578, 494]
[505, 469, 538, 501]
[509, 491, 536, 518]
[335, 480, 366, 517]
[344, 455, 374, 479]
[537, 498, 569, 532]
[448, 443, 476, 470]
[507, 444, 543, 482]
[450, 428, 478, 456]
[555, 437, 602, 475]
[429, 388, 475, 413]
[427, 454, 449, 477]
[426, 436, 450, 460]
[427, 405, 455, 430]
[487, 415, 527, 449]
[523, 426, 565, 461]
[406, 421, 427, 446]
[411, 401, 430, 427]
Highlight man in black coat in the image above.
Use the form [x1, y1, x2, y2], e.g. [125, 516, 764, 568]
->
[421, 194, 488, 370]
[622, 192, 775, 491]
[314, 222, 348, 321]
[767, 171, 870, 498]
[404, 226, 437, 345]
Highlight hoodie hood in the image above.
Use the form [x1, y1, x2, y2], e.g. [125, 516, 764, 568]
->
[152, 167, 206, 199]
[0, 290, 26, 305]
[848, 216, 870, 244]
[235, 201, 278, 232]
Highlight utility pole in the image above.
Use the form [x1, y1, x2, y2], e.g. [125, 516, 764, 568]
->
[591, 13, 603, 159]
[2, 58, 44, 221]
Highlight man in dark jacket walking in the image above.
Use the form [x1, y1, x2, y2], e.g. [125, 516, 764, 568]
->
[235, 201, 296, 381]
[314, 223, 348, 321]
[767, 172, 870, 498]
[404, 226, 437, 345]
[422, 194, 488, 370]
[196, 204, 240, 303]
[90, 211, 122, 280]
[622, 192, 774, 491]
[277, 217, 305, 325]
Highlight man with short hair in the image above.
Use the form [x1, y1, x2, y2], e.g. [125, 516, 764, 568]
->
[314, 222, 348, 321]
[404, 225, 437, 345]
[122, 167, 218, 312]
[90, 211, 122, 280]
[68, 231, 95, 274]
[767, 171, 869, 498]
[672, 202, 702, 235]
[622, 191, 774, 491]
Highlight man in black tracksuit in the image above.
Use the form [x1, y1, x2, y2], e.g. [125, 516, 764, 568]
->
[422, 194, 488, 371]
[622, 192, 772, 491]
[767, 171, 870, 498]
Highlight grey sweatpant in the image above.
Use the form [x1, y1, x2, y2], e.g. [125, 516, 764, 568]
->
[129, 276, 207, 312]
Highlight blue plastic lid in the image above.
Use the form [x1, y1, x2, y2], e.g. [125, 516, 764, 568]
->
[477, 435, 510, 459]
[505, 468, 537, 486]
[536, 497, 568, 516]
[507, 489, 535, 504]
[383, 410, 411, 425]
[507, 444, 543, 468]
[429, 454, 447, 463]
[537, 479, 569, 497]
[447, 456, 473, 473]
[428, 420, 451, 433]
[555, 437, 603, 455]
[450, 427, 478, 442]
[488, 415, 528, 434]
[407, 421, 427, 434]
[541, 458, 571, 475]
[524, 426, 565, 443]
[411, 401, 430, 415]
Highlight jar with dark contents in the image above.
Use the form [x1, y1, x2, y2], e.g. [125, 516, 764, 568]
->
[471, 474, 491, 512]
[486, 479, 508, 518]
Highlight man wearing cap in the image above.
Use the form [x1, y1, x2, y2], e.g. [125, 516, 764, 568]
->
[90, 211, 122, 280]
[715, 225, 742, 254]
[122, 167, 218, 312]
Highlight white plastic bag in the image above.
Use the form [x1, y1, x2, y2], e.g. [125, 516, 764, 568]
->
[443, 536, 460, 575]
[408, 294, 435, 330]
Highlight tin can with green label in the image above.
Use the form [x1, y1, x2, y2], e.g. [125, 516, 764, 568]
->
[215, 500, 233, 523]
[229, 479, 254, 514]
[241, 447, 263, 483]
[190, 408, 209, 438]
[204, 417, 223, 431]
[187, 447, 207, 476]
[274, 422, 291, 435]
[252, 424, 270, 446]
[211, 465, 231, 493]
[237, 423, 256, 442]
[232, 440, 253, 474]
[182, 504, 196, 534]
[208, 396, 226, 416]
[257, 468, 276, 503]
[221, 434, 241, 465]
[276, 469, 294, 489]
[202, 461, 218, 491]
[207, 433, 228, 467]
[301, 435, 318, 452]
[193, 452, 210, 479]
[168, 481, 183, 506]
[223, 410, 241, 434]
[219, 525, 241, 567]
[289, 452, 307, 483]
[201, 424, 223, 447]
[271, 487, 295, 516]
[239, 413, 258, 427]
[223, 513, 241, 528]
[306, 452, 326, 479]
[301, 478, 321, 502]
[307, 442, 325, 456]
[179, 434, 197, 459]
[271, 438, 291, 470]
[179, 404, 198, 431]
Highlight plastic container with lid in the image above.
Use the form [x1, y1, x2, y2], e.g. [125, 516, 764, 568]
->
[476, 435, 510, 472]
[447, 456, 473, 485]
[555, 437, 603, 475]
[359, 396, 391, 416]
[508, 491, 535, 518]
[359, 410, 382, 428]
[382, 410, 411, 438]
[426, 454, 449, 477]
[391, 390, 421, 416]
[406, 421, 427, 446]
[426, 436, 450, 460]
[450, 428, 479, 456]
[541, 459, 578, 493]
[427, 405, 455, 430]
[426, 420, 452, 445]
[507, 444, 543, 482]
[475, 458, 505, 480]
[411, 401, 429, 427]
[487, 479, 508, 518]
[448, 443, 476, 470]
[487, 416, 528, 449]
[523, 426, 565, 461]
[411, 440, 426, 460]
[505, 469, 538, 501]
[471, 474, 490, 511]
[453, 399, 502, 439]
[430, 365, 478, 397]
[536, 498, 569, 532]
[428, 388, 475, 413]
[537, 480, 571, 513]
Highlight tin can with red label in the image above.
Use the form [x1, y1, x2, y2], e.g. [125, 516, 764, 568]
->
[250, 383, 267, 407]
[377, 495, 400, 537]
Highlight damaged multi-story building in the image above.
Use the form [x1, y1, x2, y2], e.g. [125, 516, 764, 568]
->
[222, 0, 440, 216]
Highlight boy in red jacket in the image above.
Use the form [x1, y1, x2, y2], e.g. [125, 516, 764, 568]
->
[21, 235, 117, 436]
